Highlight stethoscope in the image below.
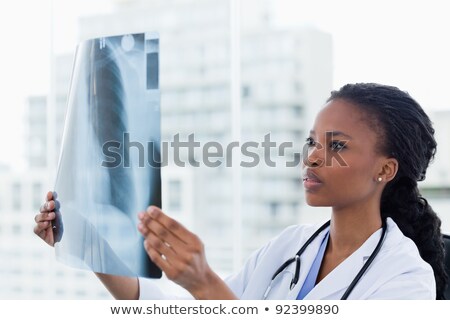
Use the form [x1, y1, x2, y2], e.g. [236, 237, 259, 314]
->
[263, 219, 388, 300]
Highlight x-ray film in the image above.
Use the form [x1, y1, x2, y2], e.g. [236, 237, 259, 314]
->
[53, 32, 162, 278]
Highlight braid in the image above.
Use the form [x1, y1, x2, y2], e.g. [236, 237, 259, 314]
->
[328, 83, 448, 299]
[381, 178, 447, 299]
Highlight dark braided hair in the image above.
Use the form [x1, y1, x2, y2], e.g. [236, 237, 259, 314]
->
[328, 83, 448, 299]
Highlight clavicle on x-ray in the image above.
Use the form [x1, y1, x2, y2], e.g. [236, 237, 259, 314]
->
[53, 32, 162, 278]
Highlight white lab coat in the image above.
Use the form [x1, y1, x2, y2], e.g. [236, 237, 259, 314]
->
[139, 218, 436, 300]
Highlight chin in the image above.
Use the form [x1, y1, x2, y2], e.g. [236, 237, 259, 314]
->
[305, 194, 331, 207]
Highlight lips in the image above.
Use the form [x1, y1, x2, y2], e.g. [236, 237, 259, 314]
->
[302, 169, 323, 183]
[302, 169, 323, 191]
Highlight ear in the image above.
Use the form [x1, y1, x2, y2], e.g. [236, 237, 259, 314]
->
[377, 157, 398, 183]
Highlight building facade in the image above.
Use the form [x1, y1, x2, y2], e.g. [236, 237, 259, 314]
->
[0, 0, 333, 298]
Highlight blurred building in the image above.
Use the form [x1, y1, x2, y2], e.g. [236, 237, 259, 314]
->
[420, 110, 450, 232]
[73, 0, 333, 269]
[25, 96, 47, 168]
[0, 97, 110, 299]
[1, 0, 333, 298]
[424, 110, 450, 188]
[2, 0, 450, 300]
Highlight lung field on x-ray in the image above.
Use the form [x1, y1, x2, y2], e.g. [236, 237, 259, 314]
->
[88, 42, 135, 215]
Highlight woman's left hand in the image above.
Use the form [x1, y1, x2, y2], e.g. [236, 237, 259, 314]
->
[137, 206, 237, 300]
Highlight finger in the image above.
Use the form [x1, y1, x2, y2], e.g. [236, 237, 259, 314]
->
[146, 234, 189, 280]
[144, 240, 176, 275]
[34, 213, 45, 223]
[39, 200, 54, 213]
[34, 221, 51, 235]
[46, 191, 54, 201]
[145, 218, 186, 252]
[137, 222, 150, 236]
[146, 232, 178, 262]
[137, 211, 151, 236]
[35, 211, 55, 223]
[146, 206, 196, 244]
[46, 200, 55, 211]
[43, 211, 55, 220]
[138, 211, 149, 224]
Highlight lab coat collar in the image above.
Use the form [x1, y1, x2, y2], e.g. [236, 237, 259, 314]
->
[300, 218, 399, 300]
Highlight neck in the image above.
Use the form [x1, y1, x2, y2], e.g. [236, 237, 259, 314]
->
[328, 202, 382, 256]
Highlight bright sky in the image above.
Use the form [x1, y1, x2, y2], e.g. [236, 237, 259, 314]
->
[1, 0, 449, 169]
[275, 0, 450, 108]
[0, 0, 110, 169]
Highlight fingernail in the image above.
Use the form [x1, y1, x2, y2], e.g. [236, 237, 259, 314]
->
[147, 207, 155, 218]
[148, 207, 157, 217]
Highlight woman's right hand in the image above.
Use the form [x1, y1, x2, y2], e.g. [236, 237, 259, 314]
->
[33, 191, 57, 247]
[33, 191, 139, 299]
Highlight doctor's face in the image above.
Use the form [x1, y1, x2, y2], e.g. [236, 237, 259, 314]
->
[302, 99, 386, 209]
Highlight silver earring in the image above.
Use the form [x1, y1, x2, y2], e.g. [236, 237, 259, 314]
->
[377, 177, 382, 182]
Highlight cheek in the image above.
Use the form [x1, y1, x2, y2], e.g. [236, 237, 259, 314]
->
[304, 159, 375, 206]
[330, 161, 376, 199]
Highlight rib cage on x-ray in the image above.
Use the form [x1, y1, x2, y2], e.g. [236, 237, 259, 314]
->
[89, 40, 135, 215]
[53, 33, 162, 278]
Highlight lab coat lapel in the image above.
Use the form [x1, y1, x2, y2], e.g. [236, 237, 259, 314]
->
[304, 228, 383, 300]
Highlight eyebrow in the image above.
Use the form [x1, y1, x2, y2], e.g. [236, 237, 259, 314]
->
[309, 130, 353, 140]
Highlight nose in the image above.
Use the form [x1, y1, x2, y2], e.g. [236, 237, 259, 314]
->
[303, 143, 324, 167]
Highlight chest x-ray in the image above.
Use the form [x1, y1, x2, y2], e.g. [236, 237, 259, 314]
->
[53, 32, 162, 278]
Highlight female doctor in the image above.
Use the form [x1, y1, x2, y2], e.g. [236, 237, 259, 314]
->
[34, 83, 448, 299]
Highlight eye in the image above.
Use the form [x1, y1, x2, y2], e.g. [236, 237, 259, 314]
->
[330, 140, 347, 151]
[305, 137, 315, 147]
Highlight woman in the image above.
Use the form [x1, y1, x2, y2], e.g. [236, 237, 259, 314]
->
[34, 83, 447, 299]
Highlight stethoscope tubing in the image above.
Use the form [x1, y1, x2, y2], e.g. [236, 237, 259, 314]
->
[263, 219, 388, 300]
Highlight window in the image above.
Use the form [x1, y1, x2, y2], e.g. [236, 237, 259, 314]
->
[292, 202, 299, 216]
[168, 180, 182, 211]
[11, 182, 21, 211]
[242, 85, 251, 98]
[12, 224, 22, 235]
[292, 104, 303, 117]
[269, 201, 280, 217]
[32, 182, 42, 209]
